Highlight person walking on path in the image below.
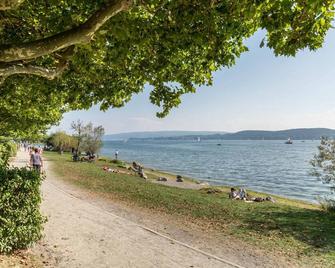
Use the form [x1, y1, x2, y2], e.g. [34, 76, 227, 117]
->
[30, 148, 43, 173]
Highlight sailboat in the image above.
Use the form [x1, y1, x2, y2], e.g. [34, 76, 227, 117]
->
[197, 137, 201, 142]
[285, 138, 293, 144]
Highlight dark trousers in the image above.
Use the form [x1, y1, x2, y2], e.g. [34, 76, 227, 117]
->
[33, 164, 41, 173]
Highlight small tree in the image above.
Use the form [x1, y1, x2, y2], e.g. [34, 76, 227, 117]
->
[85, 124, 105, 155]
[71, 121, 105, 156]
[48, 131, 77, 153]
[310, 137, 335, 211]
[71, 120, 85, 154]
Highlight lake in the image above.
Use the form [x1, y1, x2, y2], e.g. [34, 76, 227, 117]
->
[101, 139, 329, 203]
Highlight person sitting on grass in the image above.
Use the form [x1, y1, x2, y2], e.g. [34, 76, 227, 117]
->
[238, 188, 247, 200]
[229, 188, 248, 200]
[229, 186, 276, 203]
[229, 188, 238, 199]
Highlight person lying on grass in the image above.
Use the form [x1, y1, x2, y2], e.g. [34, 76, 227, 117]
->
[229, 188, 275, 203]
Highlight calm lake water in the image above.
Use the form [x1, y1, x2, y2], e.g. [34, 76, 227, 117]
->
[101, 139, 329, 203]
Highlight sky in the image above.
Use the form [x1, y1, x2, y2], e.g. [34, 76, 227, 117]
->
[51, 30, 335, 134]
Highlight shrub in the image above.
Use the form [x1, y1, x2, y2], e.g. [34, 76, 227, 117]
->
[0, 166, 45, 253]
[318, 197, 335, 213]
[311, 137, 335, 194]
[7, 141, 17, 157]
[0, 140, 17, 165]
[109, 159, 127, 168]
[0, 144, 8, 165]
[110, 159, 124, 165]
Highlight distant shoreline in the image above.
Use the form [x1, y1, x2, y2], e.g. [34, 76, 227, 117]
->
[123, 138, 322, 141]
[104, 128, 334, 141]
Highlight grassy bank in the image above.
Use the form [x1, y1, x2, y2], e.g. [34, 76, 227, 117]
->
[44, 151, 335, 267]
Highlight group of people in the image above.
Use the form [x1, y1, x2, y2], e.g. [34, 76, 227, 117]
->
[71, 147, 99, 162]
[229, 187, 275, 203]
[22, 142, 32, 152]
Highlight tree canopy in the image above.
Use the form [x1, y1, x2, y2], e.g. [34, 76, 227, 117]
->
[0, 0, 334, 136]
[311, 137, 335, 210]
[0, 78, 67, 138]
[46, 131, 77, 152]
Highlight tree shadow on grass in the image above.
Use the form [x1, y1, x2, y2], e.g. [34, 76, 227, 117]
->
[241, 205, 335, 253]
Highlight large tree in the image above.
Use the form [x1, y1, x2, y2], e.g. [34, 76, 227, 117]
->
[0, 0, 334, 129]
[71, 121, 105, 154]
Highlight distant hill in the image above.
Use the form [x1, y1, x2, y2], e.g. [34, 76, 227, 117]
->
[219, 128, 335, 140]
[135, 128, 335, 140]
[103, 131, 228, 140]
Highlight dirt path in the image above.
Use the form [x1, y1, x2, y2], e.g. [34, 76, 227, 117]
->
[13, 150, 243, 268]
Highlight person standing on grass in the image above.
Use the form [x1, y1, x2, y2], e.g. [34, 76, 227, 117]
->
[115, 150, 119, 160]
[30, 148, 43, 173]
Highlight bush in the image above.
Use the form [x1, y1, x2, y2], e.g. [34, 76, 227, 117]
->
[110, 159, 124, 165]
[7, 141, 17, 157]
[0, 144, 8, 165]
[109, 159, 127, 168]
[0, 166, 45, 253]
[0, 141, 17, 165]
[318, 197, 335, 213]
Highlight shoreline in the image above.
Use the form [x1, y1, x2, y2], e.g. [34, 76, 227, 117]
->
[98, 154, 320, 207]
[101, 138, 327, 204]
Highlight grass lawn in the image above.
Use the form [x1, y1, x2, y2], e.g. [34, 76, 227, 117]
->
[44, 151, 335, 267]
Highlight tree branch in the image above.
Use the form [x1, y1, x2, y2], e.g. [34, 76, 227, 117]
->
[0, 46, 75, 81]
[0, 62, 68, 80]
[0, 0, 24, 10]
[0, 0, 131, 63]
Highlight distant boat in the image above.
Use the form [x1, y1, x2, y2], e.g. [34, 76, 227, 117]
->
[197, 137, 201, 142]
[285, 138, 293, 144]
[217, 143, 222, 146]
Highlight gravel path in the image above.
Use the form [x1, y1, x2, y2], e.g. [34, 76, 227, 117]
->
[13, 150, 241, 268]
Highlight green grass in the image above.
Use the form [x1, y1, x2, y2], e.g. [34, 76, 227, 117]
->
[44, 151, 335, 267]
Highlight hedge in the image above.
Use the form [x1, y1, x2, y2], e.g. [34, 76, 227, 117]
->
[0, 160, 44, 253]
[0, 140, 17, 165]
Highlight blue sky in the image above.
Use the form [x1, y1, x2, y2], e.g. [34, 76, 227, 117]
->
[52, 30, 335, 134]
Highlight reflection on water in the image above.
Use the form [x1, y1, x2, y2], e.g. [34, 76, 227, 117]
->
[101, 140, 329, 203]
